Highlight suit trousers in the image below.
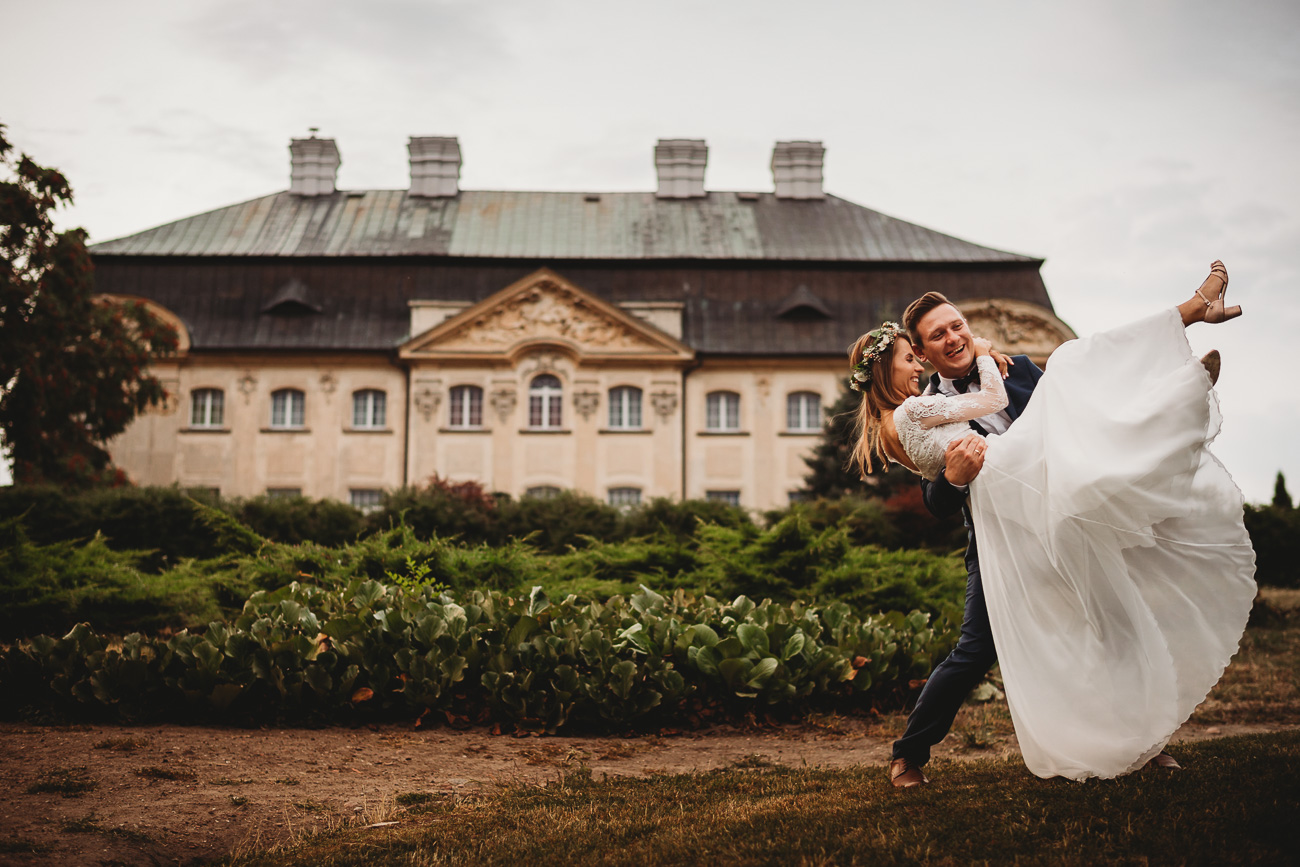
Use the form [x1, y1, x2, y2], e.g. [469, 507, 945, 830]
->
[891, 545, 997, 764]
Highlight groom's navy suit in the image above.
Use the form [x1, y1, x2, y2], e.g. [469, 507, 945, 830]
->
[892, 355, 1044, 766]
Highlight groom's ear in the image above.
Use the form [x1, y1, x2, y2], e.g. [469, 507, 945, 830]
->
[910, 340, 928, 363]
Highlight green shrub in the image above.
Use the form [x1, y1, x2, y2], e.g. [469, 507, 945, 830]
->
[1244, 504, 1300, 588]
[232, 495, 365, 547]
[0, 583, 956, 728]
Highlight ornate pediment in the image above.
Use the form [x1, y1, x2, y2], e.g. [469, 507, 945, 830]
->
[401, 269, 694, 363]
[959, 299, 1077, 364]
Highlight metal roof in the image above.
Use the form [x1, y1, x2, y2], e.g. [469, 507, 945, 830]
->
[90, 190, 1038, 263]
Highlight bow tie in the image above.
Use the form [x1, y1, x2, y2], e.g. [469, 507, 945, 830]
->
[952, 367, 980, 394]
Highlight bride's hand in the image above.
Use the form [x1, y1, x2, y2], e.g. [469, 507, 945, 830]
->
[989, 348, 1014, 379]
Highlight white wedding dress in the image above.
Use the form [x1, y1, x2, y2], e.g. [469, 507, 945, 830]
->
[894, 307, 1257, 780]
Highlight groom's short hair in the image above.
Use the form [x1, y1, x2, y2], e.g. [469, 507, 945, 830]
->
[903, 291, 959, 346]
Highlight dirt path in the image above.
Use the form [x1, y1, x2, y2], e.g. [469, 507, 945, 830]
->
[0, 716, 1290, 866]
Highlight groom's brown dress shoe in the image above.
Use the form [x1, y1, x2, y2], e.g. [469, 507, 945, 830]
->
[889, 758, 930, 788]
[1147, 752, 1182, 770]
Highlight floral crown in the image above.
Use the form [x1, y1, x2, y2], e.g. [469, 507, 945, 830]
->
[849, 322, 903, 392]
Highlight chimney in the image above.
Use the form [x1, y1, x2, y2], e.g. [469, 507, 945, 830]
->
[288, 135, 340, 196]
[654, 139, 708, 198]
[408, 136, 462, 197]
[771, 141, 826, 199]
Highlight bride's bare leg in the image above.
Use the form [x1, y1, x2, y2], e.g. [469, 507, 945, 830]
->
[1179, 261, 1231, 327]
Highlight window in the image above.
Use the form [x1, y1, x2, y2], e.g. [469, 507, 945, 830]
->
[190, 388, 224, 428]
[608, 486, 642, 507]
[350, 488, 383, 513]
[267, 487, 302, 499]
[525, 485, 562, 500]
[270, 388, 305, 428]
[352, 389, 386, 428]
[706, 490, 741, 506]
[788, 490, 810, 504]
[705, 391, 740, 431]
[786, 391, 821, 432]
[608, 386, 643, 429]
[528, 374, 563, 428]
[449, 385, 483, 428]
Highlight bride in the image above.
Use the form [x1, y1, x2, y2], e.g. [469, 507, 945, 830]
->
[850, 262, 1257, 782]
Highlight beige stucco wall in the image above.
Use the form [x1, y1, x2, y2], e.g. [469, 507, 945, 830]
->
[406, 354, 686, 503]
[109, 354, 407, 501]
[684, 359, 842, 509]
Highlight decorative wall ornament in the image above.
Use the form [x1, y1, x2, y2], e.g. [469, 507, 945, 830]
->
[519, 351, 566, 380]
[238, 372, 258, 404]
[490, 388, 517, 423]
[573, 390, 600, 421]
[319, 372, 338, 398]
[413, 386, 442, 422]
[156, 378, 180, 415]
[959, 299, 1078, 362]
[434, 280, 666, 354]
[755, 376, 771, 400]
[650, 390, 679, 420]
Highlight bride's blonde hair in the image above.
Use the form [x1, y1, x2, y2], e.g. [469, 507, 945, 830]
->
[847, 331, 915, 478]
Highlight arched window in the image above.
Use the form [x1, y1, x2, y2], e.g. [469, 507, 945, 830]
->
[786, 391, 821, 432]
[608, 487, 642, 507]
[608, 386, 643, 429]
[529, 374, 563, 428]
[525, 485, 562, 500]
[270, 388, 305, 429]
[191, 388, 225, 428]
[705, 391, 740, 432]
[352, 389, 386, 428]
[449, 385, 484, 428]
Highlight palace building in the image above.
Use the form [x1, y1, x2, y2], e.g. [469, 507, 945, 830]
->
[93, 136, 1075, 511]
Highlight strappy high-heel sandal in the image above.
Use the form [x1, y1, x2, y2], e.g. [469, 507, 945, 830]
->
[1195, 260, 1241, 323]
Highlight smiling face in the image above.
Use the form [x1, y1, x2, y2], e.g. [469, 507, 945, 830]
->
[889, 338, 926, 398]
[913, 303, 975, 380]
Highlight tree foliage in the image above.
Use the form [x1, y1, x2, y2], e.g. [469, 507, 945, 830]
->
[799, 381, 916, 501]
[1273, 471, 1293, 511]
[0, 123, 177, 486]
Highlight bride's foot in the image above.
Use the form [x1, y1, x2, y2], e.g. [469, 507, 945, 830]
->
[1195, 261, 1241, 324]
[1201, 350, 1221, 386]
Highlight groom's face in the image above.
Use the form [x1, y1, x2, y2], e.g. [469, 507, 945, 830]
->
[914, 303, 975, 380]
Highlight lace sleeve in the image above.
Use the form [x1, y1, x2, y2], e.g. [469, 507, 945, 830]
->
[903, 356, 1009, 430]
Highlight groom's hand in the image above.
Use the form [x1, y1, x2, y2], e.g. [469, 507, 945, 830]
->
[943, 434, 986, 486]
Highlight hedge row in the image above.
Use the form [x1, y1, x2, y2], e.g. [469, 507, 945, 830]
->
[0, 582, 958, 730]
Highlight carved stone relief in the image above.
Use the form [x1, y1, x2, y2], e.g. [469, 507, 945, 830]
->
[573, 390, 600, 421]
[519, 351, 566, 381]
[490, 388, 517, 423]
[238, 372, 258, 405]
[960, 299, 1077, 362]
[433, 281, 665, 354]
[412, 380, 443, 422]
[650, 390, 679, 421]
[319, 372, 338, 400]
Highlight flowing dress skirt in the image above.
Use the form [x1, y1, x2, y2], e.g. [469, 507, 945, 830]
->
[971, 307, 1256, 780]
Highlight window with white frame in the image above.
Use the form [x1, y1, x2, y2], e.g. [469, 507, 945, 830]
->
[190, 388, 225, 428]
[525, 485, 561, 499]
[528, 374, 563, 428]
[608, 386, 643, 429]
[608, 486, 642, 507]
[350, 488, 384, 513]
[705, 391, 740, 432]
[786, 391, 821, 432]
[352, 389, 386, 429]
[706, 490, 741, 506]
[270, 388, 305, 429]
[449, 385, 483, 428]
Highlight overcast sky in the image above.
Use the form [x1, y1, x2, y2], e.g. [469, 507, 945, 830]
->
[3, 0, 1298, 503]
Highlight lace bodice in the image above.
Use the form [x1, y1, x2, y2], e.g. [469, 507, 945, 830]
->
[893, 356, 1009, 481]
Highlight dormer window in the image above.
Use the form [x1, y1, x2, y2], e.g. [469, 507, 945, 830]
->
[775, 284, 833, 321]
[261, 279, 321, 316]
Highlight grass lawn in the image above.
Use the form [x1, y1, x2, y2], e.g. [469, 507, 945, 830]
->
[228, 730, 1300, 866]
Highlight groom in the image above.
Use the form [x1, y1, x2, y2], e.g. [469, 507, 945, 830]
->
[886, 292, 1181, 787]
[885, 291, 1041, 788]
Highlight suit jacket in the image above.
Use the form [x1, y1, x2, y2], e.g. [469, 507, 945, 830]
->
[919, 355, 1045, 556]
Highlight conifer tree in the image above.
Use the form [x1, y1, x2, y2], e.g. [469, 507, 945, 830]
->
[799, 382, 916, 500]
[1273, 471, 1293, 511]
